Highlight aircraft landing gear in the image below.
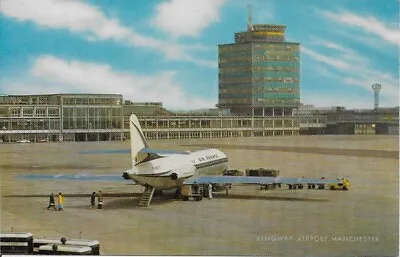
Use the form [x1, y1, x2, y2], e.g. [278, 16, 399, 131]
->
[174, 188, 181, 199]
[154, 190, 163, 196]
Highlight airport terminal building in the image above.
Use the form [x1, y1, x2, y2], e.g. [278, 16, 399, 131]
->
[0, 94, 124, 142]
[0, 94, 397, 143]
[299, 104, 399, 135]
[0, 93, 300, 143]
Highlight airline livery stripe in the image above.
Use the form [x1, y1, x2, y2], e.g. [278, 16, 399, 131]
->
[194, 158, 228, 169]
[134, 170, 173, 177]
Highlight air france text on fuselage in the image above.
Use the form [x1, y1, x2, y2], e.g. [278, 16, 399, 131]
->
[198, 154, 219, 162]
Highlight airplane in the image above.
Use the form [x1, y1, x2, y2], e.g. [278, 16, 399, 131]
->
[121, 114, 229, 190]
[118, 114, 339, 201]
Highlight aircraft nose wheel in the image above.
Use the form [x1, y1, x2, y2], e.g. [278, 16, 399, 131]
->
[174, 188, 181, 198]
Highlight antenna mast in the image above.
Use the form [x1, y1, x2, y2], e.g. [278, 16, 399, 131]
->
[247, 4, 252, 31]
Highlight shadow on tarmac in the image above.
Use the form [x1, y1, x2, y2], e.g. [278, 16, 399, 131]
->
[5, 191, 329, 210]
[213, 193, 329, 202]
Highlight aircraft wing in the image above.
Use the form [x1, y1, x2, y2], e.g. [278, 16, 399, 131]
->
[183, 176, 339, 185]
[16, 174, 130, 182]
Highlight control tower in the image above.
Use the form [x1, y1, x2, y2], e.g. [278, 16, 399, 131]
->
[218, 6, 300, 117]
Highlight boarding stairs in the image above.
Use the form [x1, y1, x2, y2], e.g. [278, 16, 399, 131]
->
[138, 185, 155, 207]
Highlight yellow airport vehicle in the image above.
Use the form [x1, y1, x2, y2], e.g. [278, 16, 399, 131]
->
[328, 178, 350, 190]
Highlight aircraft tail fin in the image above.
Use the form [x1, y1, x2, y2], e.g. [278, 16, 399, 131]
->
[129, 114, 149, 166]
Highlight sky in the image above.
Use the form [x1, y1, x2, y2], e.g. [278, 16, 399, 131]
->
[0, 0, 398, 110]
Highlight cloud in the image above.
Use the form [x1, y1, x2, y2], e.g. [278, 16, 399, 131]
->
[301, 93, 389, 109]
[330, 28, 396, 57]
[0, 0, 130, 40]
[151, 0, 226, 38]
[321, 10, 400, 45]
[0, 0, 216, 67]
[305, 65, 340, 80]
[251, 0, 275, 23]
[302, 44, 398, 103]
[342, 70, 399, 99]
[2, 55, 216, 110]
[301, 46, 351, 70]
[309, 36, 354, 54]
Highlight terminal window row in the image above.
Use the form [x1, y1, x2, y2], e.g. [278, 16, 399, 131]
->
[219, 72, 299, 79]
[219, 93, 299, 99]
[219, 87, 299, 94]
[219, 67, 299, 73]
[0, 96, 58, 105]
[252, 49, 299, 56]
[62, 97, 122, 106]
[219, 50, 299, 59]
[219, 51, 252, 58]
[253, 56, 299, 62]
[62, 117, 122, 129]
[4, 107, 60, 117]
[219, 98, 299, 105]
[219, 44, 298, 53]
[218, 82, 300, 90]
[138, 119, 296, 129]
[219, 60, 299, 67]
[219, 56, 299, 63]
[1, 119, 61, 130]
[62, 107, 122, 117]
[219, 77, 300, 83]
[221, 83, 299, 89]
[219, 70, 299, 76]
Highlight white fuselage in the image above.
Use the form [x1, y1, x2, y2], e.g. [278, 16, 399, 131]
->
[124, 148, 228, 190]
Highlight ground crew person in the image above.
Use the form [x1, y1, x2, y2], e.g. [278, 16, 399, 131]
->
[225, 184, 230, 196]
[97, 190, 103, 209]
[90, 192, 96, 209]
[193, 183, 199, 194]
[47, 193, 56, 210]
[208, 184, 213, 200]
[57, 192, 63, 211]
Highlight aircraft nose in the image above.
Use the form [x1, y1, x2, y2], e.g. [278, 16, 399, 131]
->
[122, 169, 137, 180]
[122, 172, 130, 180]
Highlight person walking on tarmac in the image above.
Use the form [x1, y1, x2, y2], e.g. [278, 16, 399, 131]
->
[225, 184, 230, 196]
[208, 184, 213, 200]
[57, 192, 63, 211]
[97, 190, 103, 210]
[47, 193, 56, 210]
[90, 192, 96, 209]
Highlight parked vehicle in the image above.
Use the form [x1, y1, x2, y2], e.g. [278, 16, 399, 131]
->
[16, 139, 30, 143]
[328, 178, 350, 190]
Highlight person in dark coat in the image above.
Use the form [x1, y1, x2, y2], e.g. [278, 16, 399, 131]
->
[47, 193, 56, 210]
[90, 192, 96, 209]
